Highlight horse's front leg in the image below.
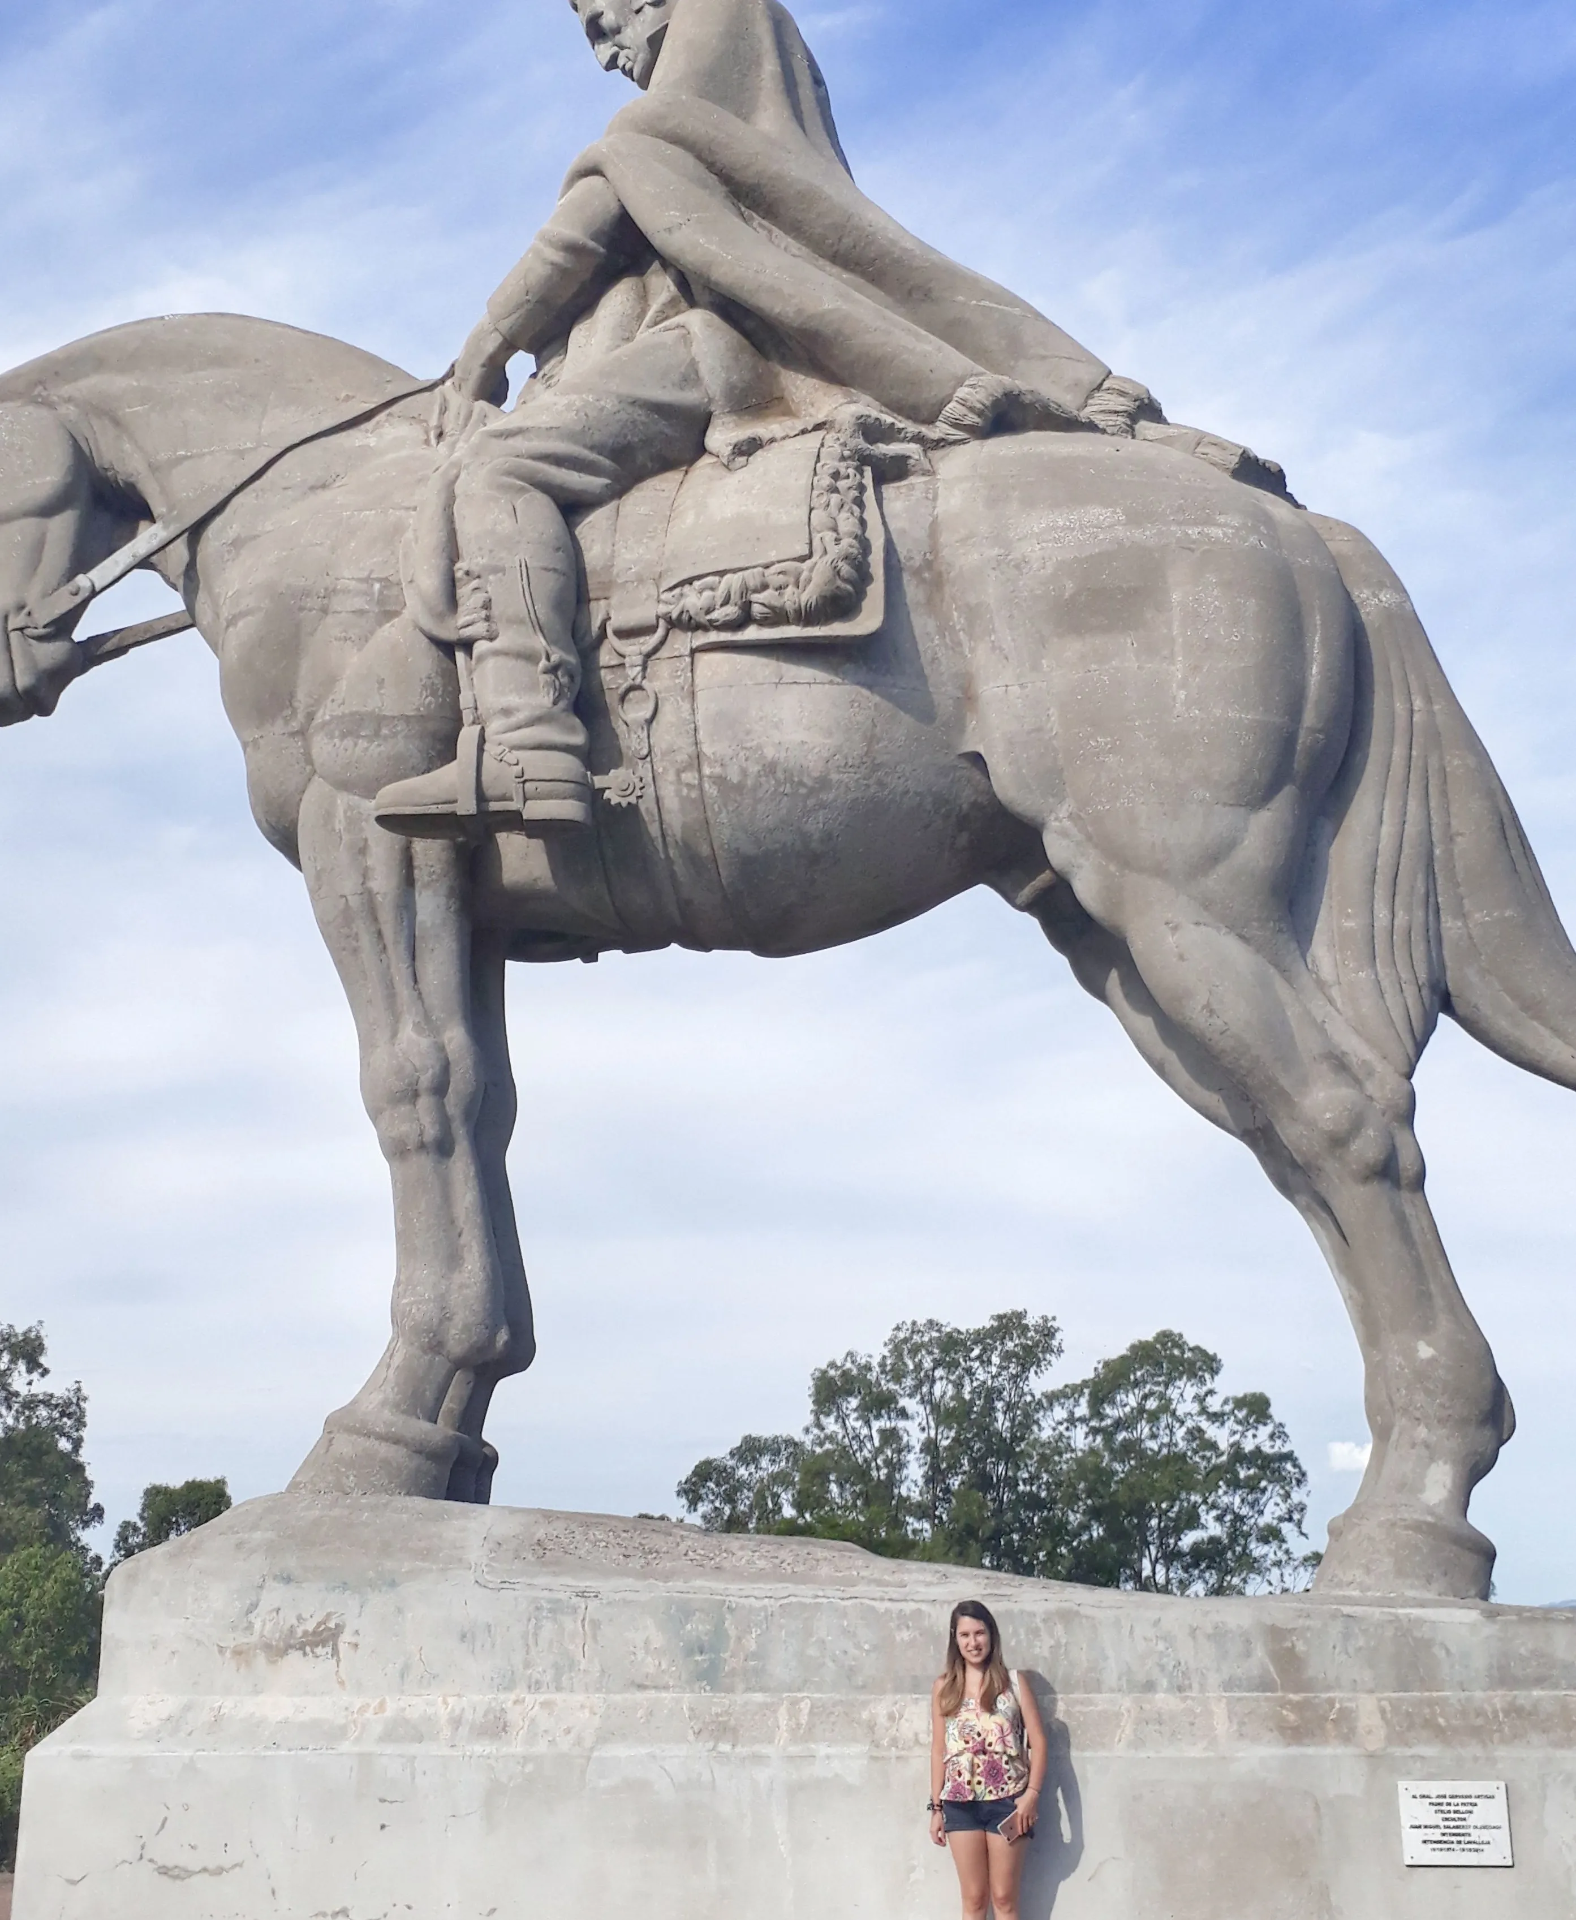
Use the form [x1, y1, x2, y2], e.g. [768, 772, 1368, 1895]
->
[289, 775, 533, 1500]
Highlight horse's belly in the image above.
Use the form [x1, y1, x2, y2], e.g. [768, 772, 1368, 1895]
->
[692, 649, 1001, 956]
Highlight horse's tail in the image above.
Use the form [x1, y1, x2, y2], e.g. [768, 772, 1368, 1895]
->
[1305, 514, 1576, 1089]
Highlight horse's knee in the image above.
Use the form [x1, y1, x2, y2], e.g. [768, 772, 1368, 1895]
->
[1295, 1058, 1423, 1189]
[440, 1019, 486, 1126]
[1303, 1081, 1395, 1183]
[363, 1014, 490, 1158]
[362, 1029, 454, 1158]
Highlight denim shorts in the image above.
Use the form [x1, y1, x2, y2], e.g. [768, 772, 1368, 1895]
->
[942, 1795, 1021, 1836]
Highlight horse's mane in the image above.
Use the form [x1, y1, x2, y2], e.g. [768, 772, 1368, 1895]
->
[0, 312, 418, 408]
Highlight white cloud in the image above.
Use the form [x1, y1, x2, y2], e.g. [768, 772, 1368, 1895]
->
[1328, 1442, 1373, 1474]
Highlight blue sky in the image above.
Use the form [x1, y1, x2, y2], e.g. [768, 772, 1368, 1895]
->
[2, 0, 1574, 1599]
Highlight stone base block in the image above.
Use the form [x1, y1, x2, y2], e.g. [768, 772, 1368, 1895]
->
[14, 1495, 1576, 1917]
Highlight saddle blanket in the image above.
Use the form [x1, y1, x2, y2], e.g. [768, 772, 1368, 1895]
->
[575, 428, 885, 650]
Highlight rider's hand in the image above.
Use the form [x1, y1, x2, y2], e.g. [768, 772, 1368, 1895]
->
[454, 320, 514, 404]
[437, 321, 514, 444]
[0, 620, 83, 726]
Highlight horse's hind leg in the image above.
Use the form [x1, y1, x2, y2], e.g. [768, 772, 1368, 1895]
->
[289, 776, 533, 1500]
[1041, 863, 1510, 1600]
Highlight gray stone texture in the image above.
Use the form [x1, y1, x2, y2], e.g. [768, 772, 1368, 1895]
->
[14, 1500, 1575, 1917]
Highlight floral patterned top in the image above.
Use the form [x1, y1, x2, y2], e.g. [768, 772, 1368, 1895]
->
[942, 1679, 1030, 1802]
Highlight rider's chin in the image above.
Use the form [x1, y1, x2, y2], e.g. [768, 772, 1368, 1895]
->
[631, 23, 668, 86]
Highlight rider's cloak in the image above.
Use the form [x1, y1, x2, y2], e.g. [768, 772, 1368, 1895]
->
[488, 0, 1109, 426]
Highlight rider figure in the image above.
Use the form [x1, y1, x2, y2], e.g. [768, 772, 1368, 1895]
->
[373, 0, 1140, 838]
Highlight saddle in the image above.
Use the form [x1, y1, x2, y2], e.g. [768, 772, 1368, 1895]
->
[574, 426, 886, 655]
[568, 424, 887, 810]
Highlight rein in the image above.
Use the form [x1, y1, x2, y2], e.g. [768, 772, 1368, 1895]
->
[19, 372, 446, 665]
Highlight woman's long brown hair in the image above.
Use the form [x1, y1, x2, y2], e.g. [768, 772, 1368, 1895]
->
[938, 1600, 1011, 1717]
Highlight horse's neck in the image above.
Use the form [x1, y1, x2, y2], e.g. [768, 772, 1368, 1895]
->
[2, 314, 424, 524]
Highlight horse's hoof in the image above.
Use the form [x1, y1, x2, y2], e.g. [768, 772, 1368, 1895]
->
[1313, 1506, 1496, 1601]
[445, 1435, 499, 1504]
[288, 1408, 462, 1499]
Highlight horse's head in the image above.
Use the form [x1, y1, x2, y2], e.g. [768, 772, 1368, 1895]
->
[0, 397, 133, 725]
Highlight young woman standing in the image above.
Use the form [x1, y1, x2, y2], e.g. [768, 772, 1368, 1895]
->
[929, 1601, 1047, 1920]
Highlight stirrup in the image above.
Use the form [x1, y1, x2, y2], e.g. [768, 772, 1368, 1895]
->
[502, 747, 594, 826]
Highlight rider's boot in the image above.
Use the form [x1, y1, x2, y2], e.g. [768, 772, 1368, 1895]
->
[375, 481, 593, 838]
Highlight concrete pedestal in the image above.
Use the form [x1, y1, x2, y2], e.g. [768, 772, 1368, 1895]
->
[14, 1495, 1576, 1916]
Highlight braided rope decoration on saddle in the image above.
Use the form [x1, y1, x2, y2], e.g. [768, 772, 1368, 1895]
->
[656, 431, 871, 635]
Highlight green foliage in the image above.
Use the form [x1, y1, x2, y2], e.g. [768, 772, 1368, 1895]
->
[1052, 1330, 1316, 1596]
[0, 1323, 109, 1868]
[676, 1434, 807, 1535]
[0, 1328, 230, 1868]
[0, 1545, 101, 1733]
[676, 1316, 1314, 1595]
[678, 1312, 1066, 1570]
[0, 1324, 103, 1568]
[0, 1545, 102, 1868]
[111, 1478, 231, 1567]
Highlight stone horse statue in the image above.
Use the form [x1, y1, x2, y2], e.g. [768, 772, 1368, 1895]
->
[3, 311, 1574, 1603]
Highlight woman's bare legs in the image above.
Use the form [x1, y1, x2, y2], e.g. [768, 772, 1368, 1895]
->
[986, 1829, 1028, 1919]
[948, 1824, 1028, 1920]
[947, 1830, 990, 1920]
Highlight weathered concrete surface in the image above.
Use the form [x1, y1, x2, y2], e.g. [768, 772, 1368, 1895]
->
[14, 1497, 1576, 1917]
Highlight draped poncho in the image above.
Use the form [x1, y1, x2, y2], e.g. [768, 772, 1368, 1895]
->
[486, 0, 1109, 426]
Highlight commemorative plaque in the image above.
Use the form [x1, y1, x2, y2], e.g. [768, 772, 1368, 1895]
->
[1398, 1781, 1513, 1867]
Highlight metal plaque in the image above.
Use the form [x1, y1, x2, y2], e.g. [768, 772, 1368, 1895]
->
[1398, 1781, 1513, 1867]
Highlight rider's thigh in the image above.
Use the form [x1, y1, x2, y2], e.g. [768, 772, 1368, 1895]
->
[470, 320, 715, 508]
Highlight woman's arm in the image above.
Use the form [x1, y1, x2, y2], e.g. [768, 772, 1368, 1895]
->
[1006, 1673, 1048, 1840]
[928, 1680, 948, 1848]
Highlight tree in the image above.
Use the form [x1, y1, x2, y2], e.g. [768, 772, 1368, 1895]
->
[0, 1324, 105, 1870]
[676, 1316, 1314, 1595]
[1053, 1331, 1316, 1596]
[0, 1325, 103, 1569]
[0, 1544, 101, 1867]
[0, 1325, 234, 1868]
[111, 1478, 231, 1567]
[676, 1312, 1066, 1570]
[881, 1314, 1065, 1571]
[676, 1435, 806, 1534]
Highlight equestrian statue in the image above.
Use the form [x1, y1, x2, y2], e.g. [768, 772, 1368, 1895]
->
[2, 0, 1574, 1605]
